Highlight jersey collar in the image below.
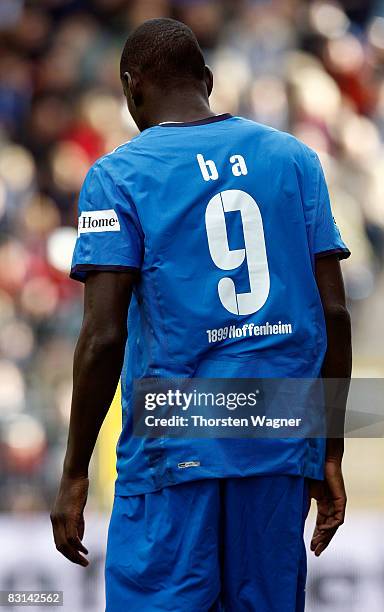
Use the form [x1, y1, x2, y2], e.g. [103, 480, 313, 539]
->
[158, 113, 232, 127]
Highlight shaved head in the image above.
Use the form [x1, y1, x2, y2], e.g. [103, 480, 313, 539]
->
[120, 18, 206, 87]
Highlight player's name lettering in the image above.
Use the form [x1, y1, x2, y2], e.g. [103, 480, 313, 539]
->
[78, 209, 120, 235]
[206, 321, 293, 344]
[197, 153, 248, 181]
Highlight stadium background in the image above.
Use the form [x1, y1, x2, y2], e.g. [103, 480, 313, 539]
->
[0, 0, 383, 610]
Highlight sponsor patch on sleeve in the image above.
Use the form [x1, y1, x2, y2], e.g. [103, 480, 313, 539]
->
[78, 210, 120, 235]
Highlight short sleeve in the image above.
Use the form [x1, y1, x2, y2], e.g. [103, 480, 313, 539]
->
[312, 155, 350, 260]
[70, 161, 144, 282]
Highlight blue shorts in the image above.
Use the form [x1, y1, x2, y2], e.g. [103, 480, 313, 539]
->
[105, 475, 310, 612]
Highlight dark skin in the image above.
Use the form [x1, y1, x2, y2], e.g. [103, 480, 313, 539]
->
[309, 255, 351, 556]
[121, 65, 215, 131]
[51, 272, 135, 566]
[51, 66, 352, 566]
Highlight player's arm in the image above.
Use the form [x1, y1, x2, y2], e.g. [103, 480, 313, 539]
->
[50, 270, 136, 566]
[310, 255, 352, 556]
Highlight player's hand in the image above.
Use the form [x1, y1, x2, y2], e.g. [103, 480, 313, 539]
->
[309, 460, 346, 556]
[50, 474, 89, 567]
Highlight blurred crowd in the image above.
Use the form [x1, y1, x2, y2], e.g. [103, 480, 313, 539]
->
[0, 0, 384, 512]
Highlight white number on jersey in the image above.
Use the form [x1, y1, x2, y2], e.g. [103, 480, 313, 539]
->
[205, 189, 270, 315]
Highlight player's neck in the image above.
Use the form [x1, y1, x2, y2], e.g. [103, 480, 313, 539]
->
[144, 91, 215, 128]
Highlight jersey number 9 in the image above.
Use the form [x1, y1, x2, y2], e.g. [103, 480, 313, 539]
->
[205, 189, 270, 316]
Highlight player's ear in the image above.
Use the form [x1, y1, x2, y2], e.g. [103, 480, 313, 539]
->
[121, 71, 131, 98]
[122, 70, 142, 107]
[204, 65, 213, 98]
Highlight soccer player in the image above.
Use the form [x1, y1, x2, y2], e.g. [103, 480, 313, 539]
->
[51, 18, 352, 612]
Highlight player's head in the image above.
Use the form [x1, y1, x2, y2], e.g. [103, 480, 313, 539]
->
[120, 18, 213, 131]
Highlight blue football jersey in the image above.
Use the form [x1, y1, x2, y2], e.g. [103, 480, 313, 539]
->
[71, 114, 350, 494]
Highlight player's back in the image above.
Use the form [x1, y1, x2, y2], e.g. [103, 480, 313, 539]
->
[101, 113, 347, 380]
[71, 113, 350, 494]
